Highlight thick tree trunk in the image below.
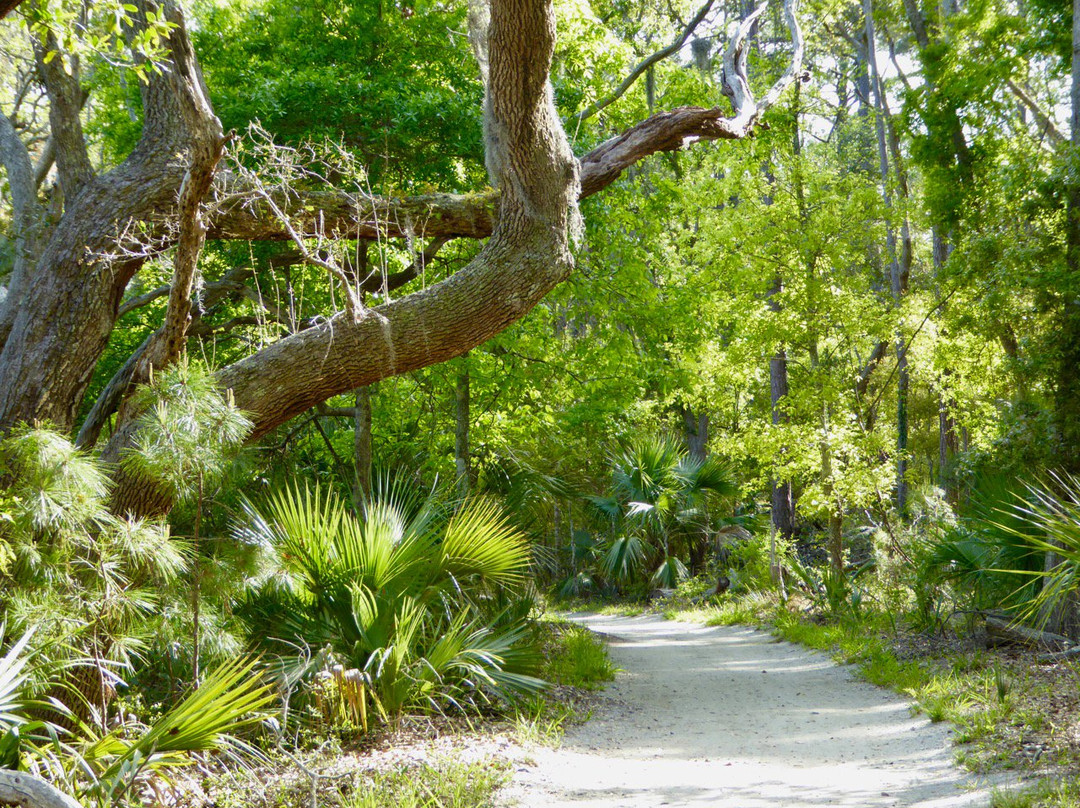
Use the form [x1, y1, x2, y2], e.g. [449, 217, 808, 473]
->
[1, 0, 804, 518]
[0, 0, 222, 433]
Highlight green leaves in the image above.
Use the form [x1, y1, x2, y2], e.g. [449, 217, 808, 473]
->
[80, 657, 273, 805]
[240, 481, 542, 724]
[124, 359, 252, 502]
[0, 628, 35, 733]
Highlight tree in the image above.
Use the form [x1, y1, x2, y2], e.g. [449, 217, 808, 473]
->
[0, 0, 804, 518]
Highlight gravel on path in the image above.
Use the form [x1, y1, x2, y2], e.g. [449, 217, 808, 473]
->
[501, 614, 1018, 807]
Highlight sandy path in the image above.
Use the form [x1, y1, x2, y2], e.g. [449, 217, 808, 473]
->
[501, 614, 1015, 807]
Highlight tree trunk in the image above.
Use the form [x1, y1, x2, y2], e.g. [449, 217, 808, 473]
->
[769, 342, 795, 543]
[1056, 0, 1080, 471]
[865, 0, 912, 518]
[353, 386, 374, 508]
[455, 357, 472, 500]
[0, 771, 82, 808]
[680, 404, 709, 463]
[0, 0, 805, 520]
[0, 0, 222, 433]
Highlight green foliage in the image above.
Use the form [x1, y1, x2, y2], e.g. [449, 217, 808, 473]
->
[77, 657, 273, 807]
[344, 757, 510, 808]
[240, 482, 544, 728]
[0, 426, 186, 675]
[985, 473, 1080, 628]
[124, 359, 252, 502]
[540, 624, 616, 690]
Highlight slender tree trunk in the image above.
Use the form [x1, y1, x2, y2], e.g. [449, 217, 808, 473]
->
[768, 305, 795, 543]
[1056, 0, 1080, 471]
[353, 386, 374, 508]
[680, 404, 709, 462]
[455, 356, 472, 500]
[820, 406, 843, 575]
[865, 0, 911, 518]
[1042, 0, 1080, 639]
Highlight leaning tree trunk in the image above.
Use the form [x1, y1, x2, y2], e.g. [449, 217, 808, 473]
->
[0, 0, 802, 517]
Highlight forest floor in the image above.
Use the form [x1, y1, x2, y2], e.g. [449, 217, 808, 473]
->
[498, 613, 1018, 807]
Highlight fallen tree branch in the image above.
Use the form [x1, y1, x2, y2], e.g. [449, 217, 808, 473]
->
[0, 771, 82, 808]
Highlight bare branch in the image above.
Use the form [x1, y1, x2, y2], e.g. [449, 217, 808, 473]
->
[1008, 79, 1066, 150]
[576, 0, 717, 123]
[722, 0, 805, 125]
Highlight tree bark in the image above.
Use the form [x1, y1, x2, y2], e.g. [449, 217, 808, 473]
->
[455, 357, 472, 500]
[680, 404, 709, 463]
[0, 0, 223, 433]
[1, 0, 805, 519]
[353, 386, 373, 508]
[0, 771, 82, 808]
[865, 0, 911, 518]
[767, 272, 795, 543]
[1056, 0, 1080, 472]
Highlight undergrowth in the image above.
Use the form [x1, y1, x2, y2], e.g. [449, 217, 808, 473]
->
[347, 758, 510, 808]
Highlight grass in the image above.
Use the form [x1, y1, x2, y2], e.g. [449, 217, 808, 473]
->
[990, 778, 1080, 808]
[347, 758, 511, 808]
[540, 623, 618, 689]
[506, 617, 615, 746]
[665, 592, 773, 626]
[512, 697, 581, 746]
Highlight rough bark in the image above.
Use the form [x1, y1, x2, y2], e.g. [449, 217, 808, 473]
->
[116, 121, 227, 426]
[206, 103, 792, 246]
[0, 0, 26, 19]
[1, 0, 804, 518]
[455, 357, 472, 499]
[0, 771, 82, 808]
[680, 404, 709, 463]
[0, 0, 223, 433]
[353, 386, 373, 508]
[0, 111, 44, 350]
[105, 0, 582, 515]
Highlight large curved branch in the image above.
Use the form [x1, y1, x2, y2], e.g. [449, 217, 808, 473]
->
[105, 0, 806, 517]
[207, 104, 786, 243]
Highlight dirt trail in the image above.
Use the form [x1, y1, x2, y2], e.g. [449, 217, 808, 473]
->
[501, 614, 1016, 807]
